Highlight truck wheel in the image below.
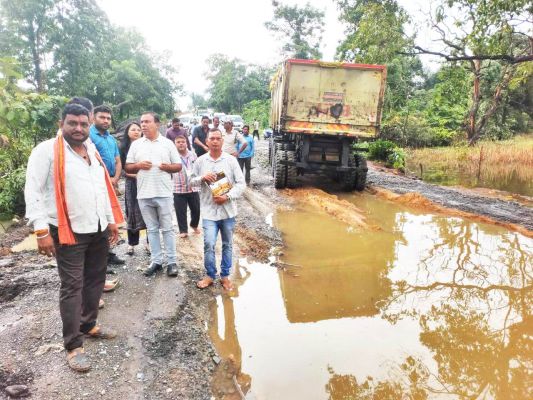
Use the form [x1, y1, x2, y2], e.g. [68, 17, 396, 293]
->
[341, 154, 357, 192]
[274, 150, 287, 189]
[286, 150, 297, 188]
[354, 153, 368, 191]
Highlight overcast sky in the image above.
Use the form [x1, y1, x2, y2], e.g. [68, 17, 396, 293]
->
[97, 0, 430, 110]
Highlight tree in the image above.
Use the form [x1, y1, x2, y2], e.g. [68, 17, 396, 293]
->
[265, 0, 324, 60]
[410, 0, 533, 144]
[204, 54, 273, 113]
[0, 0, 179, 118]
[335, 0, 425, 121]
[0, 0, 57, 92]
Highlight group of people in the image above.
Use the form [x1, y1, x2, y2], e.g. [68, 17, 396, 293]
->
[24, 98, 249, 372]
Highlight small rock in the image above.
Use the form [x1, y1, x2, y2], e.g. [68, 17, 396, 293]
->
[0, 258, 14, 268]
[5, 385, 29, 398]
[212, 356, 221, 365]
[136, 372, 144, 381]
[166, 388, 172, 393]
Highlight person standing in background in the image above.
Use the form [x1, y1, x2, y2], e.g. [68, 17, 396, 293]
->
[166, 117, 190, 150]
[89, 105, 125, 267]
[252, 119, 260, 140]
[236, 125, 255, 185]
[192, 115, 210, 157]
[173, 135, 201, 238]
[119, 122, 148, 255]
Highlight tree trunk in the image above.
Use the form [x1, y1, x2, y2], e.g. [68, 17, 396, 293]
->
[26, 23, 44, 93]
[469, 65, 514, 145]
[466, 60, 481, 145]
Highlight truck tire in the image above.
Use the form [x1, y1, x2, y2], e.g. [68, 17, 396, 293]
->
[341, 154, 357, 192]
[286, 150, 297, 188]
[354, 153, 368, 191]
[274, 151, 287, 189]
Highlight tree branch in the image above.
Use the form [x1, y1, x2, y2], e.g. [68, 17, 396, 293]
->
[405, 46, 533, 63]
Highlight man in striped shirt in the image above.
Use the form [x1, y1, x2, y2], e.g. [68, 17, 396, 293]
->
[173, 135, 201, 238]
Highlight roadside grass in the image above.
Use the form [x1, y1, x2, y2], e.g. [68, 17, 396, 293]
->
[405, 135, 533, 194]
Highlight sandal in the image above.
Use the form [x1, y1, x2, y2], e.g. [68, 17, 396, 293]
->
[86, 325, 117, 340]
[98, 298, 105, 309]
[220, 277, 234, 291]
[196, 277, 214, 289]
[103, 279, 119, 292]
[67, 347, 91, 372]
[179, 233, 188, 238]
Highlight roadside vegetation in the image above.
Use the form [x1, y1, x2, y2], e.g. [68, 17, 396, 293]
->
[405, 135, 533, 196]
[0, 0, 531, 217]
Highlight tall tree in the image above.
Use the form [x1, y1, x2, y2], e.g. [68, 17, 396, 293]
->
[205, 54, 273, 113]
[0, 0, 57, 92]
[335, 0, 424, 115]
[265, 0, 324, 60]
[410, 0, 533, 144]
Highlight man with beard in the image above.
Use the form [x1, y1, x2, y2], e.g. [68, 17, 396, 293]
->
[24, 104, 122, 372]
[89, 105, 125, 267]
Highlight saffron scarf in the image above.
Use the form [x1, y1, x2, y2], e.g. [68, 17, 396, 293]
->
[53, 134, 124, 245]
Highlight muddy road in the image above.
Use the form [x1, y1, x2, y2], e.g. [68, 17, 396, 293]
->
[0, 140, 531, 399]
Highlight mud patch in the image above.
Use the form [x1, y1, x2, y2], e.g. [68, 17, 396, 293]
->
[283, 188, 368, 228]
[0, 366, 33, 391]
[234, 225, 271, 261]
[371, 187, 533, 238]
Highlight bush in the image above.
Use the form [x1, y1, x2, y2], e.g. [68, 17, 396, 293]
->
[368, 139, 406, 171]
[0, 78, 66, 216]
[381, 113, 457, 147]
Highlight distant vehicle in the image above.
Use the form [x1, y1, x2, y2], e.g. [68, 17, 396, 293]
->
[263, 128, 273, 139]
[213, 112, 226, 121]
[178, 114, 194, 130]
[227, 114, 244, 131]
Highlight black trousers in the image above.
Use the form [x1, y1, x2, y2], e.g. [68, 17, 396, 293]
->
[238, 157, 252, 184]
[50, 224, 109, 351]
[173, 192, 201, 233]
[252, 130, 259, 139]
[127, 229, 149, 246]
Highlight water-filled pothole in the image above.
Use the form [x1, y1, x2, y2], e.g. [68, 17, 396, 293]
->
[209, 192, 532, 399]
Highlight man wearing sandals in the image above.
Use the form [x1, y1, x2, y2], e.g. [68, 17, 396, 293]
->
[191, 129, 246, 290]
[24, 104, 122, 372]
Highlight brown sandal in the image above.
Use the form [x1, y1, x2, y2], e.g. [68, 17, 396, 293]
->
[67, 347, 91, 372]
[220, 277, 234, 291]
[196, 277, 214, 289]
[86, 325, 117, 339]
[103, 279, 119, 292]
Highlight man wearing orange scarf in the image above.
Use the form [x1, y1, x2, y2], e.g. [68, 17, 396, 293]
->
[24, 104, 122, 372]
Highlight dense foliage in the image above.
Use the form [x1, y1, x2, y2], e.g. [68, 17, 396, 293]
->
[335, 0, 532, 146]
[0, 59, 65, 216]
[0, 0, 179, 118]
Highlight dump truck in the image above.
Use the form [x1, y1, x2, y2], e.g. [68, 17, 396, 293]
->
[269, 59, 387, 190]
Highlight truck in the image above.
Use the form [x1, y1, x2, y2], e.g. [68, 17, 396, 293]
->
[269, 59, 387, 191]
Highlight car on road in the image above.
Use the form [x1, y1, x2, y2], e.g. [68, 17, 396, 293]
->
[227, 114, 244, 131]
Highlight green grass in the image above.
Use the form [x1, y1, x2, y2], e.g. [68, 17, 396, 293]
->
[405, 135, 533, 195]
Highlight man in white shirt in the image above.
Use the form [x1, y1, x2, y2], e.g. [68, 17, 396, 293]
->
[190, 129, 246, 290]
[24, 104, 120, 372]
[125, 112, 182, 277]
[222, 120, 248, 157]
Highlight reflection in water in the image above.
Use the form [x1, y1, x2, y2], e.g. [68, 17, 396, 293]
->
[208, 192, 532, 399]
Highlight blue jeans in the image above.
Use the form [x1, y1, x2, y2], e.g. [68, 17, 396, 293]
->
[202, 218, 236, 279]
[138, 197, 176, 265]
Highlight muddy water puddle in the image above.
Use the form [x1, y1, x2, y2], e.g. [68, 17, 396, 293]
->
[209, 192, 532, 399]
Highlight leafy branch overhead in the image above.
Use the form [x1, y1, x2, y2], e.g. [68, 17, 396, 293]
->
[265, 0, 325, 60]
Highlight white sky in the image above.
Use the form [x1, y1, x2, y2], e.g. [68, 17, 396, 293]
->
[97, 0, 431, 110]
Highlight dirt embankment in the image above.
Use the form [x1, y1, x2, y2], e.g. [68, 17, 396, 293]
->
[0, 140, 531, 399]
